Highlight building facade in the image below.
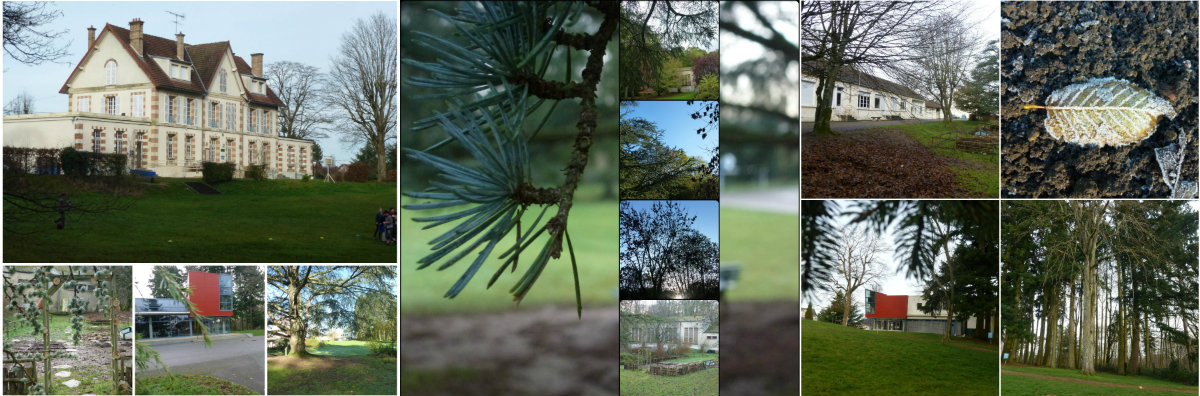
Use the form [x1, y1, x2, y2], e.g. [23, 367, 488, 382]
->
[864, 290, 977, 335]
[627, 316, 720, 353]
[135, 271, 233, 339]
[801, 61, 970, 122]
[3, 19, 313, 178]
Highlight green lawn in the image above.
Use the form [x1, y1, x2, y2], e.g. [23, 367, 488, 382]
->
[662, 352, 719, 364]
[136, 374, 257, 395]
[4, 313, 80, 342]
[4, 177, 396, 262]
[802, 320, 997, 395]
[268, 355, 396, 395]
[231, 329, 265, 336]
[1002, 366, 1195, 395]
[308, 340, 373, 357]
[881, 121, 999, 197]
[720, 208, 799, 302]
[400, 196, 617, 315]
[620, 366, 718, 396]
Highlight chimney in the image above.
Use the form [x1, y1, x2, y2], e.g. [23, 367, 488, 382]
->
[251, 53, 263, 78]
[87, 26, 96, 49]
[129, 18, 144, 56]
[176, 32, 185, 60]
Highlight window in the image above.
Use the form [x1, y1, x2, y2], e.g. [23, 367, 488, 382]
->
[105, 60, 117, 85]
[900, 99, 907, 110]
[208, 138, 218, 161]
[106, 96, 118, 115]
[92, 130, 101, 152]
[219, 274, 232, 311]
[167, 134, 176, 161]
[132, 93, 144, 117]
[707, 335, 717, 340]
[874, 96, 881, 109]
[167, 95, 177, 123]
[79, 97, 91, 113]
[684, 327, 698, 344]
[226, 104, 236, 130]
[249, 109, 257, 132]
[209, 102, 219, 127]
[261, 111, 268, 134]
[248, 142, 257, 165]
[219, 70, 227, 92]
[857, 93, 870, 109]
[170, 64, 177, 79]
[835, 86, 843, 106]
[801, 80, 815, 106]
[226, 139, 235, 163]
[186, 99, 195, 125]
[185, 136, 193, 162]
[114, 131, 124, 155]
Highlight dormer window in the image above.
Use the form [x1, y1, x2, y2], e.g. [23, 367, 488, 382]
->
[105, 60, 117, 85]
[220, 70, 227, 92]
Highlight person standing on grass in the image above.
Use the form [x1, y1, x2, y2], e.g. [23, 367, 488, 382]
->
[54, 193, 71, 230]
[375, 207, 385, 240]
[390, 208, 398, 244]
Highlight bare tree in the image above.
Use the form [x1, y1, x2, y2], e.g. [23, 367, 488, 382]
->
[802, 1, 944, 135]
[327, 12, 396, 180]
[3, 2, 70, 66]
[892, 12, 979, 123]
[832, 223, 888, 327]
[266, 61, 331, 141]
[4, 90, 35, 115]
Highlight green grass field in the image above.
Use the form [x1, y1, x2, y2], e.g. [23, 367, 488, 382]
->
[882, 121, 999, 197]
[720, 208, 799, 302]
[136, 374, 257, 395]
[268, 354, 396, 395]
[802, 320, 998, 395]
[620, 366, 717, 396]
[1002, 366, 1195, 396]
[307, 340, 373, 357]
[4, 177, 396, 262]
[231, 329, 265, 336]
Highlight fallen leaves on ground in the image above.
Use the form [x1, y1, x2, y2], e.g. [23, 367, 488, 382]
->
[802, 130, 969, 198]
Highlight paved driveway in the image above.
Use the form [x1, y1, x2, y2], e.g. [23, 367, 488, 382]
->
[139, 335, 265, 394]
[801, 119, 961, 133]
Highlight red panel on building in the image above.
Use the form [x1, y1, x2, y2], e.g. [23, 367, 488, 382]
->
[188, 271, 232, 317]
[865, 291, 907, 319]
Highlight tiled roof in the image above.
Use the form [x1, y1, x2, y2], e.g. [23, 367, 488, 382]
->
[803, 60, 926, 101]
[60, 23, 281, 108]
[925, 100, 942, 109]
[233, 55, 284, 107]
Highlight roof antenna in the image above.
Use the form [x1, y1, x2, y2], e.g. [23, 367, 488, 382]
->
[165, 11, 185, 33]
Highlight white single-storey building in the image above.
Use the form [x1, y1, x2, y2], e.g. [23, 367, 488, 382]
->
[627, 315, 719, 353]
[3, 18, 313, 178]
[801, 61, 970, 122]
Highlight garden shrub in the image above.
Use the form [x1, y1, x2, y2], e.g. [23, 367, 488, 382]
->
[244, 165, 266, 181]
[693, 73, 719, 100]
[369, 340, 397, 356]
[345, 162, 369, 182]
[4, 147, 62, 175]
[61, 147, 93, 177]
[100, 153, 127, 176]
[202, 162, 234, 184]
[302, 174, 311, 182]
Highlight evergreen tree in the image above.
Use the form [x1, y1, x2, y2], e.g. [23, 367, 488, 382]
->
[817, 291, 863, 327]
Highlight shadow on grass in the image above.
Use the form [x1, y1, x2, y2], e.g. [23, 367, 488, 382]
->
[267, 355, 396, 395]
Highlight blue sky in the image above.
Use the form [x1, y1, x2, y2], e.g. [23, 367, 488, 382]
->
[624, 199, 719, 243]
[624, 100, 717, 160]
[1, 1, 396, 165]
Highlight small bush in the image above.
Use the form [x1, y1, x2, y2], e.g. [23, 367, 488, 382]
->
[345, 162, 369, 182]
[369, 340, 397, 356]
[302, 174, 311, 182]
[202, 162, 234, 184]
[100, 153, 127, 176]
[693, 74, 718, 100]
[61, 147, 93, 177]
[385, 169, 397, 182]
[244, 165, 266, 181]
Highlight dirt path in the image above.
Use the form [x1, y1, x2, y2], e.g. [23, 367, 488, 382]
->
[1002, 369, 1194, 393]
[802, 129, 970, 198]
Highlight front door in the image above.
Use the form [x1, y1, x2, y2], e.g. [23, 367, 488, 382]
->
[135, 141, 143, 168]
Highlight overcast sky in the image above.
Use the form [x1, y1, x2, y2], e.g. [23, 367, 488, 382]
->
[132, 264, 187, 300]
[1, 1, 396, 165]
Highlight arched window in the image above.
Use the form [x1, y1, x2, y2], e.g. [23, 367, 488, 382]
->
[105, 60, 117, 85]
[219, 69, 227, 92]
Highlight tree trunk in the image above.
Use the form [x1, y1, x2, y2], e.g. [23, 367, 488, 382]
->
[1067, 276, 1077, 369]
[1047, 287, 1061, 368]
[1130, 274, 1140, 375]
[1119, 263, 1127, 375]
[1080, 246, 1098, 375]
[812, 65, 841, 135]
[374, 136, 387, 182]
[841, 288, 853, 327]
[286, 282, 308, 357]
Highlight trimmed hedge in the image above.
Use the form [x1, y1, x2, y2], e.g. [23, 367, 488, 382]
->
[60, 147, 126, 177]
[345, 162, 369, 182]
[3, 147, 62, 174]
[202, 162, 234, 184]
[244, 164, 267, 181]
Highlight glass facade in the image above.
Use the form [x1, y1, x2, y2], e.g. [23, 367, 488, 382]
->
[219, 274, 233, 311]
[135, 296, 232, 339]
